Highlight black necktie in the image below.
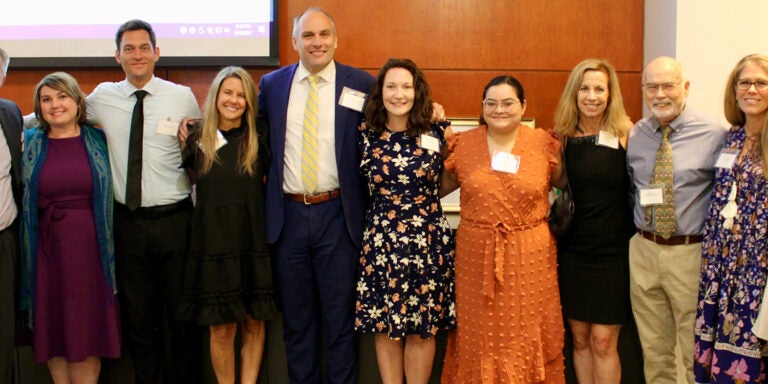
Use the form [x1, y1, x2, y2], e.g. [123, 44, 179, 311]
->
[126, 90, 148, 210]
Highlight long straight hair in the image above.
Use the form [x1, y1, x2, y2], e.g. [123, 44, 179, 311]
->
[198, 66, 259, 176]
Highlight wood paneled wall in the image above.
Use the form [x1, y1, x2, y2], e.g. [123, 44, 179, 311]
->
[0, 1, 644, 126]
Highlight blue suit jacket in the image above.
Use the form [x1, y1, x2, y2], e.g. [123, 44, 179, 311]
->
[258, 62, 375, 246]
[0, 98, 22, 209]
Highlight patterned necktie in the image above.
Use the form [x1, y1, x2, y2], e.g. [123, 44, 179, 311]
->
[646, 124, 676, 238]
[126, 90, 148, 210]
[302, 75, 320, 194]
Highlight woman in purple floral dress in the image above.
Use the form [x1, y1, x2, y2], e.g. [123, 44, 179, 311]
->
[694, 54, 768, 383]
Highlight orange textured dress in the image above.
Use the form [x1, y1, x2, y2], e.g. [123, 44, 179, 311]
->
[441, 124, 565, 384]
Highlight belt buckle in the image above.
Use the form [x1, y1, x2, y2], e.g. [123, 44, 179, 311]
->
[303, 193, 311, 205]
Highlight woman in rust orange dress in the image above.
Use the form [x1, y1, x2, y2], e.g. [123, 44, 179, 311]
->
[440, 75, 565, 383]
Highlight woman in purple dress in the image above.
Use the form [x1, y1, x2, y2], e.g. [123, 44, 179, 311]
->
[20, 72, 119, 383]
[694, 54, 768, 383]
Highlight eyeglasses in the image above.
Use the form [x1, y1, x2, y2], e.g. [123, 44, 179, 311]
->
[482, 98, 519, 111]
[735, 79, 768, 91]
[643, 82, 680, 94]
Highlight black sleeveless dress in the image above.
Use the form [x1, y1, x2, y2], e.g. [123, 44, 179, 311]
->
[557, 134, 635, 324]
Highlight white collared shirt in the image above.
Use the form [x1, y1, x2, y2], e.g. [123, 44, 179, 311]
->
[0, 121, 17, 230]
[283, 62, 339, 194]
[87, 76, 202, 207]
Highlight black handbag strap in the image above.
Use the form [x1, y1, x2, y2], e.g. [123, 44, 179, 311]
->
[556, 133, 572, 193]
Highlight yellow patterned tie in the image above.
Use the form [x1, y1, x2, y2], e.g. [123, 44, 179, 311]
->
[646, 125, 676, 238]
[302, 75, 320, 193]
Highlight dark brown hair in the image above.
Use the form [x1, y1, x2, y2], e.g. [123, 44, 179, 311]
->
[364, 58, 433, 137]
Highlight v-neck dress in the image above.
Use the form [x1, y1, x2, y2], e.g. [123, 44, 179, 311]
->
[441, 125, 565, 384]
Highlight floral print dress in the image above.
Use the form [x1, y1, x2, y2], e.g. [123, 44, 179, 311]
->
[694, 127, 768, 383]
[354, 124, 456, 339]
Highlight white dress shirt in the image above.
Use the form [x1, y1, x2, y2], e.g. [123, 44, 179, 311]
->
[87, 76, 202, 207]
[0, 122, 17, 230]
[283, 62, 339, 194]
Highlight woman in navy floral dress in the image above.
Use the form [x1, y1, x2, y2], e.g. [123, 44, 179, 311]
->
[694, 54, 768, 383]
[355, 58, 455, 384]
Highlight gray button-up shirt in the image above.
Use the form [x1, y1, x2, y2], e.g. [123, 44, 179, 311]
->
[627, 107, 729, 236]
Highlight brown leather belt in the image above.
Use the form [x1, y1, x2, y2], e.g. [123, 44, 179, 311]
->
[285, 189, 341, 205]
[637, 229, 702, 246]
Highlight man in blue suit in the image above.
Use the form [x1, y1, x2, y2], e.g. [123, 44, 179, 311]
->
[257, 7, 374, 384]
[0, 47, 22, 383]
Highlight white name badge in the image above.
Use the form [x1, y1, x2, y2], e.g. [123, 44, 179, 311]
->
[491, 151, 521, 174]
[715, 150, 738, 169]
[596, 130, 620, 149]
[198, 130, 228, 151]
[338, 87, 367, 112]
[156, 118, 180, 136]
[419, 134, 440, 152]
[639, 186, 664, 206]
[215, 130, 228, 150]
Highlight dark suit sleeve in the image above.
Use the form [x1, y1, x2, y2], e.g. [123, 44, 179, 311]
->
[257, 118, 270, 178]
[257, 75, 269, 128]
[0, 99, 24, 209]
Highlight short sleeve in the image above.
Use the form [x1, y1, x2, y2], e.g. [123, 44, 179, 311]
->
[545, 130, 563, 176]
[443, 126, 459, 173]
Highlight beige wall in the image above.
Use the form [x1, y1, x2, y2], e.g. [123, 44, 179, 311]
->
[644, 0, 768, 122]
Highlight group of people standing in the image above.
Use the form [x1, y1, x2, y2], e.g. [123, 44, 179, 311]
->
[1, 6, 768, 384]
[555, 53, 768, 384]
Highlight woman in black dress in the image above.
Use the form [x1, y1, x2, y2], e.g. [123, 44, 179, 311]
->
[177, 66, 277, 384]
[553, 59, 635, 384]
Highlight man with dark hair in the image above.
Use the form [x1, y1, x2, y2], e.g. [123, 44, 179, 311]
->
[0, 46, 22, 384]
[87, 19, 203, 384]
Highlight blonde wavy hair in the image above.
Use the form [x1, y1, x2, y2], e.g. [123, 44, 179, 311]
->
[554, 58, 630, 138]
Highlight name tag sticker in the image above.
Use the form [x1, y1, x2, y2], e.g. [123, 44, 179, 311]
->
[715, 150, 738, 169]
[216, 130, 228, 150]
[198, 130, 228, 151]
[156, 118, 179, 136]
[491, 151, 521, 174]
[596, 130, 620, 149]
[338, 87, 366, 112]
[419, 134, 440, 152]
[639, 186, 664, 206]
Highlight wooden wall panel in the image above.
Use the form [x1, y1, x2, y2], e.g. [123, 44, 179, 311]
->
[0, 0, 644, 126]
[423, 70, 644, 127]
[0, 2, 646, 383]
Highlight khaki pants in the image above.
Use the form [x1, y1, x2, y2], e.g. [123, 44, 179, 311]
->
[629, 233, 700, 384]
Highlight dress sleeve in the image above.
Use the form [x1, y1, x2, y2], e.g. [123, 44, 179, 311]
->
[545, 129, 563, 176]
[359, 126, 372, 175]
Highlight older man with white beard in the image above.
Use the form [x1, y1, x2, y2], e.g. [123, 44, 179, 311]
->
[626, 56, 728, 384]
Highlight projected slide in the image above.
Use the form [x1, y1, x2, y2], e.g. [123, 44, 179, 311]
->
[0, 0, 278, 67]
